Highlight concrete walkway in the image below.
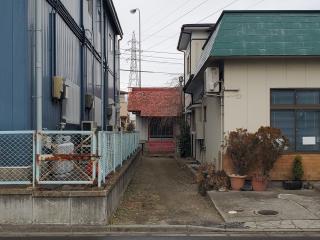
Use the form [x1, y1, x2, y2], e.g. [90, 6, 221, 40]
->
[208, 189, 320, 231]
[111, 155, 223, 226]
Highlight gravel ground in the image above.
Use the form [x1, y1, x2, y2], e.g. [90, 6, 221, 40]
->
[110, 155, 223, 226]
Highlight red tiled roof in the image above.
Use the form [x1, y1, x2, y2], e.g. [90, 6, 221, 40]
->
[128, 87, 182, 117]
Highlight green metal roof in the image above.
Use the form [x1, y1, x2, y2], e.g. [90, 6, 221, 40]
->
[209, 10, 320, 57]
[186, 11, 320, 93]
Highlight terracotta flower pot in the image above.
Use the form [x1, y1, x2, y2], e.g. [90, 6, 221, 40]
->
[229, 174, 246, 191]
[252, 175, 268, 191]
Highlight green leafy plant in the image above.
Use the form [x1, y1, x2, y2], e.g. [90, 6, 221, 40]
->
[178, 119, 191, 158]
[292, 155, 304, 181]
[254, 126, 289, 177]
[126, 121, 135, 132]
[225, 128, 257, 176]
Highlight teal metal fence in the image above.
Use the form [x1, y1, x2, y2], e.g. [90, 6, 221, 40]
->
[99, 131, 140, 184]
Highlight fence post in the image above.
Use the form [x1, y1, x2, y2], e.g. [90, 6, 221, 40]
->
[32, 131, 36, 187]
[113, 132, 116, 172]
[91, 132, 97, 186]
[102, 132, 106, 184]
[120, 132, 123, 166]
[35, 131, 41, 185]
[97, 131, 102, 187]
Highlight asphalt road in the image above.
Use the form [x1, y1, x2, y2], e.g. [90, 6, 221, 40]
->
[2, 235, 320, 240]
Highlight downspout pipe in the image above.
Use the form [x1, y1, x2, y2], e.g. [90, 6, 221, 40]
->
[80, 0, 85, 123]
[105, 15, 109, 126]
[35, 0, 43, 131]
[117, 35, 123, 128]
[100, 0, 105, 130]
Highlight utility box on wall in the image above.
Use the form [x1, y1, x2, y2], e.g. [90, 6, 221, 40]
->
[52, 76, 64, 100]
[204, 67, 220, 93]
[61, 79, 80, 125]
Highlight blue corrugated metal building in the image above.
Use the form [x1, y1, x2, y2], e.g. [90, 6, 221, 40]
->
[0, 0, 123, 130]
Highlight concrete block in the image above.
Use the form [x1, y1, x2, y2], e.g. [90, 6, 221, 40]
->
[32, 197, 70, 224]
[71, 197, 106, 225]
[0, 195, 32, 224]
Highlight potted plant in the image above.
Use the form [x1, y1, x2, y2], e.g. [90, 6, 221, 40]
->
[225, 129, 256, 190]
[283, 155, 304, 190]
[252, 127, 288, 191]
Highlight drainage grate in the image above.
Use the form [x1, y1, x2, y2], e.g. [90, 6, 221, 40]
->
[256, 210, 279, 216]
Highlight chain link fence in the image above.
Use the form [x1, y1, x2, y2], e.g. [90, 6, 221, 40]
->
[36, 131, 98, 185]
[0, 131, 35, 184]
[0, 131, 140, 186]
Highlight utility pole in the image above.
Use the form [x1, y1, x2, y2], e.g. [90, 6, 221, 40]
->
[128, 32, 139, 88]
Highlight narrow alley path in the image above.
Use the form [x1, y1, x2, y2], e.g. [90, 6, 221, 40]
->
[111, 155, 223, 226]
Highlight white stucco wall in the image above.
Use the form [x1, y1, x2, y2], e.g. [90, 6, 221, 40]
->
[204, 96, 222, 166]
[135, 116, 149, 141]
[224, 58, 320, 133]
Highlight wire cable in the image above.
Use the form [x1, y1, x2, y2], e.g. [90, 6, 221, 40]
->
[120, 48, 182, 55]
[145, 0, 241, 51]
[142, 0, 210, 43]
[120, 52, 183, 60]
[120, 57, 183, 65]
[120, 69, 182, 75]
[197, 0, 240, 22]
[143, 0, 194, 34]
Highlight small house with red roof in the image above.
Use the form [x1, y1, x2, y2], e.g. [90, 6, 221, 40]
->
[128, 87, 183, 153]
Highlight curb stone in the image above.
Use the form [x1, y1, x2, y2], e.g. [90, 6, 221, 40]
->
[1, 224, 320, 235]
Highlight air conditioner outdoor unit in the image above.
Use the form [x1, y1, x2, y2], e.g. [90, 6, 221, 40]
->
[81, 121, 97, 131]
[204, 67, 220, 93]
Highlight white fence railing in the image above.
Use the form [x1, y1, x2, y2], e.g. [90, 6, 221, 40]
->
[0, 131, 140, 187]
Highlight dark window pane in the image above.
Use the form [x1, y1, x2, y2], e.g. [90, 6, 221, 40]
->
[296, 111, 320, 151]
[149, 118, 173, 138]
[271, 110, 295, 151]
[296, 91, 320, 105]
[271, 90, 295, 105]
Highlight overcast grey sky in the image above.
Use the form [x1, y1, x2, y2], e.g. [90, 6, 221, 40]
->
[114, 0, 320, 91]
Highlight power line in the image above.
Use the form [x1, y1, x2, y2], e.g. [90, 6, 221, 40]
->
[120, 52, 183, 60]
[145, 0, 241, 51]
[120, 69, 182, 75]
[144, 33, 178, 51]
[197, 0, 240, 22]
[142, 0, 210, 43]
[143, 0, 194, 35]
[120, 57, 183, 65]
[246, 0, 265, 9]
[121, 48, 182, 55]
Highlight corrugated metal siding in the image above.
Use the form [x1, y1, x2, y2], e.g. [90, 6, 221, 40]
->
[41, 1, 61, 129]
[0, 0, 120, 130]
[94, 58, 101, 98]
[85, 48, 94, 95]
[56, 15, 81, 86]
[60, 0, 81, 25]
[0, 0, 30, 130]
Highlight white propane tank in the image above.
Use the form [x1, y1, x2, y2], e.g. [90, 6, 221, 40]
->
[53, 136, 74, 180]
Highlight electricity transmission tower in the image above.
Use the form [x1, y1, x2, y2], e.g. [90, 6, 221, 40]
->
[128, 32, 139, 88]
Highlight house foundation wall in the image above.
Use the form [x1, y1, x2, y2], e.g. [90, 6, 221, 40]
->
[223, 153, 320, 181]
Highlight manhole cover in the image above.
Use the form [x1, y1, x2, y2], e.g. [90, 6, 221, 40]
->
[256, 210, 279, 216]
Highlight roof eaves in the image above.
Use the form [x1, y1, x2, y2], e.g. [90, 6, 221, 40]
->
[105, 0, 123, 37]
[177, 24, 215, 51]
[183, 74, 194, 93]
